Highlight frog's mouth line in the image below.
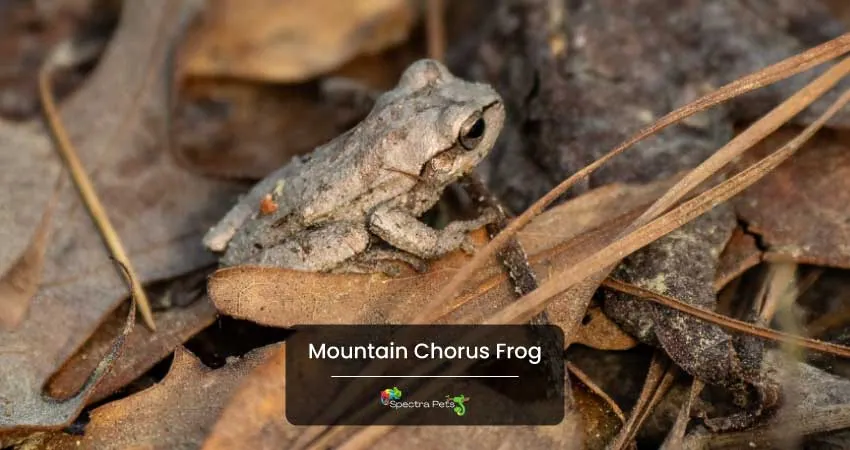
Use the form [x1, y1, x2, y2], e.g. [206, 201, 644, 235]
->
[382, 166, 424, 182]
[380, 99, 504, 184]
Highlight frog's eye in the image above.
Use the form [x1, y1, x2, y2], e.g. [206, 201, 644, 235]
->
[459, 113, 486, 150]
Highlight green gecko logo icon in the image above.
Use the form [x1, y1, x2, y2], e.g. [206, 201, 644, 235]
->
[447, 395, 470, 417]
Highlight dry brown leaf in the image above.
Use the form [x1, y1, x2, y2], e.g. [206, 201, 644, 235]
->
[180, 0, 417, 83]
[38, 345, 275, 450]
[0, 120, 60, 290]
[203, 343, 581, 450]
[0, 0, 241, 431]
[568, 362, 627, 449]
[370, 408, 582, 450]
[208, 179, 676, 329]
[0, 190, 55, 329]
[46, 296, 217, 404]
[174, 79, 369, 179]
[0, 0, 98, 120]
[0, 271, 136, 435]
[573, 306, 638, 351]
[208, 229, 511, 326]
[735, 129, 850, 269]
[201, 345, 294, 450]
[714, 226, 763, 291]
[173, 41, 422, 180]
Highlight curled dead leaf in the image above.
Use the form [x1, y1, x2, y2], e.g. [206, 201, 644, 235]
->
[0, 263, 136, 432]
[181, 0, 417, 82]
[39, 345, 276, 450]
[208, 229, 509, 326]
[46, 296, 217, 404]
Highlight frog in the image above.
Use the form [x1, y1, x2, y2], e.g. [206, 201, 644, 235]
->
[202, 59, 505, 274]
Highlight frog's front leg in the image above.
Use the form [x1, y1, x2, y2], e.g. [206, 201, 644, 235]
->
[245, 221, 370, 271]
[368, 204, 496, 259]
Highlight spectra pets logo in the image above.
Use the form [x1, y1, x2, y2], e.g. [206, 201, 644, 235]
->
[380, 387, 402, 405]
[447, 395, 470, 416]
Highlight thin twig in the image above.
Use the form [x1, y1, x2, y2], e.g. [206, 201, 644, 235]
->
[661, 379, 704, 450]
[608, 353, 678, 450]
[426, 0, 446, 62]
[38, 64, 157, 331]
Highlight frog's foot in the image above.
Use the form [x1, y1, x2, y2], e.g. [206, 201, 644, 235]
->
[444, 209, 500, 254]
[333, 248, 428, 276]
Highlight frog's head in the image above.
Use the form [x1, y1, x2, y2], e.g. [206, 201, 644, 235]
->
[368, 59, 505, 187]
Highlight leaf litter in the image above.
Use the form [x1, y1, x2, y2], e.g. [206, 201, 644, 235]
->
[298, 37, 850, 450]
[602, 203, 777, 430]
[1, 260, 136, 437]
[180, 0, 417, 83]
[735, 128, 850, 269]
[209, 21, 850, 450]
[8, 1, 850, 448]
[0, 0, 241, 432]
[45, 295, 217, 404]
[0, 185, 57, 330]
[172, 35, 423, 180]
[37, 345, 275, 450]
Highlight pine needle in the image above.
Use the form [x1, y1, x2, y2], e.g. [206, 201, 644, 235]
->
[38, 63, 157, 331]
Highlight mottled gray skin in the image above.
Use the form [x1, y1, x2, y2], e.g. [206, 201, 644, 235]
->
[203, 59, 505, 273]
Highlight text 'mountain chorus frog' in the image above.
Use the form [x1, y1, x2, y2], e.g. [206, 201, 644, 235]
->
[203, 59, 505, 274]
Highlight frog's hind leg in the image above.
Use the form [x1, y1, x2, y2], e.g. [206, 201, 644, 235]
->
[246, 221, 370, 272]
[332, 248, 428, 277]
